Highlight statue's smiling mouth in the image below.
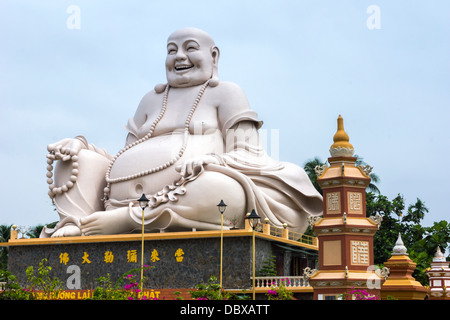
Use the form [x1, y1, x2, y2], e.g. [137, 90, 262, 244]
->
[175, 64, 194, 72]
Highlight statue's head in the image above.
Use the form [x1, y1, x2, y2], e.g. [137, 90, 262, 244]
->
[165, 28, 220, 88]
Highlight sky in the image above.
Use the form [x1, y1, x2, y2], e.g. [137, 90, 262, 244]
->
[0, 1, 449, 232]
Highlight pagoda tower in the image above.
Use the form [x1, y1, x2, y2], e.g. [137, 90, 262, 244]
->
[308, 115, 383, 300]
[380, 233, 428, 300]
[426, 246, 450, 300]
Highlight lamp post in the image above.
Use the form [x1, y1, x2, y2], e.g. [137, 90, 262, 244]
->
[217, 200, 227, 292]
[245, 209, 261, 300]
[138, 193, 149, 295]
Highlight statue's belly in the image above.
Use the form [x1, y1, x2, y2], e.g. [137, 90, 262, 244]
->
[109, 131, 223, 200]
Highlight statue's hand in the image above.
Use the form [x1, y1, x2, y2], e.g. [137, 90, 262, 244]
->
[47, 137, 87, 161]
[176, 154, 220, 178]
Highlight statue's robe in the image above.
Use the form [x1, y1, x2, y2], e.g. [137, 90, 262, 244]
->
[41, 109, 322, 237]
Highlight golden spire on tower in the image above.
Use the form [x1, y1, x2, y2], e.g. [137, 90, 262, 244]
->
[329, 115, 354, 157]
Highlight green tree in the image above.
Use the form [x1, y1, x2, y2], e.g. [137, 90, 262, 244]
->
[0, 224, 12, 270]
[27, 222, 57, 238]
[366, 192, 449, 286]
[0, 225, 11, 242]
[26, 225, 44, 238]
[257, 255, 277, 277]
[354, 154, 380, 194]
[402, 199, 429, 224]
[409, 221, 450, 285]
[303, 157, 327, 195]
[366, 192, 403, 264]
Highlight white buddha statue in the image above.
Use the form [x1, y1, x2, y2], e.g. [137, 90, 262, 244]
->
[42, 27, 322, 237]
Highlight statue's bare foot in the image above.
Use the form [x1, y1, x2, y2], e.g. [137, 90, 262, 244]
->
[79, 207, 134, 236]
[51, 225, 82, 237]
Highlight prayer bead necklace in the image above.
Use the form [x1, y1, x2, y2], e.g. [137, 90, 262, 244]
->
[46, 154, 79, 199]
[103, 80, 210, 200]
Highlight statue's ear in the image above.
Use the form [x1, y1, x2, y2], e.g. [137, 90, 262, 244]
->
[211, 46, 220, 65]
[209, 46, 220, 87]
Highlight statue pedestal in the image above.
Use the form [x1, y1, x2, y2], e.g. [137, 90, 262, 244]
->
[4, 229, 317, 296]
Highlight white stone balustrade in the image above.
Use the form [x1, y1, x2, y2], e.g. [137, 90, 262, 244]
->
[254, 276, 311, 288]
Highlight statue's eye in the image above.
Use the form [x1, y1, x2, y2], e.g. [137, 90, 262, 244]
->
[167, 45, 177, 55]
[185, 41, 199, 52]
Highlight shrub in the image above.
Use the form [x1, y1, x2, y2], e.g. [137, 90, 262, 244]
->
[266, 278, 293, 300]
[25, 258, 62, 300]
[1, 258, 62, 300]
[339, 287, 379, 300]
[0, 269, 34, 300]
[189, 275, 249, 300]
[91, 265, 153, 300]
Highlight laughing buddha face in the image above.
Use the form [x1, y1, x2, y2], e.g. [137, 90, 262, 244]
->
[165, 28, 219, 88]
